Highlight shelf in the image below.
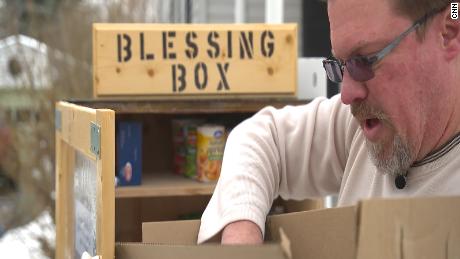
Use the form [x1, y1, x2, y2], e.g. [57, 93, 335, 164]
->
[72, 98, 309, 114]
[115, 173, 216, 198]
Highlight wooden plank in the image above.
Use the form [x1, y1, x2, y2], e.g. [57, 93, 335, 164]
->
[93, 24, 99, 99]
[55, 137, 75, 259]
[115, 173, 216, 198]
[73, 98, 308, 114]
[96, 109, 115, 259]
[93, 23, 297, 97]
[55, 134, 63, 259]
[56, 102, 115, 259]
[57, 101, 97, 160]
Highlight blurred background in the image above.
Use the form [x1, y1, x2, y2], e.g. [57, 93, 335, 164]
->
[0, 0, 330, 258]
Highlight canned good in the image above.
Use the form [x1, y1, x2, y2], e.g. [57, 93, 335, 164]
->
[184, 125, 198, 178]
[172, 119, 202, 178]
[196, 125, 226, 182]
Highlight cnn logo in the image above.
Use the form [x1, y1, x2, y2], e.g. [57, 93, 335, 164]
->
[452, 3, 459, 20]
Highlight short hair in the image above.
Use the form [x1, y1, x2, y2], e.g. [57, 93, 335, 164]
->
[392, 0, 451, 22]
[323, 0, 452, 39]
[391, 0, 452, 39]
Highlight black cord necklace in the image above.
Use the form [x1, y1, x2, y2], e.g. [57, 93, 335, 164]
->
[393, 132, 460, 190]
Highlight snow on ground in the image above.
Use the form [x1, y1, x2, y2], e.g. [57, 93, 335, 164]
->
[0, 210, 55, 259]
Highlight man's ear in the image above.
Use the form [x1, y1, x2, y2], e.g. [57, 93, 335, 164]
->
[440, 7, 460, 61]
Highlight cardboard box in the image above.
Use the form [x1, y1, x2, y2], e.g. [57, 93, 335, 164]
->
[116, 242, 289, 259]
[356, 197, 460, 259]
[117, 218, 292, 259]
[116, 196, 460, 259]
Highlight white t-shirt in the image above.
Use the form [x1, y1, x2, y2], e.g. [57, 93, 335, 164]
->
[198, 95, 460, 243]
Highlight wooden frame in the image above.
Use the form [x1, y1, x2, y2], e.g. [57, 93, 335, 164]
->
[55, 101, 115, 259]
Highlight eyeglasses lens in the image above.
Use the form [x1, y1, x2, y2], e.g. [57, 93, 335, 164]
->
[346, 58, 374, 82]
[324, 61, 343, 83]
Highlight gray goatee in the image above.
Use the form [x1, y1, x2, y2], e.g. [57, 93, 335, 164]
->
[351, 102, 413, 176]
[366, 132, 412, 176]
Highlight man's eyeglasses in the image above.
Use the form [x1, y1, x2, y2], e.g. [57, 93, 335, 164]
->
[323, 8, 445, 83]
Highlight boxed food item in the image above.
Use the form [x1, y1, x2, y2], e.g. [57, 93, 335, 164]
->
[116, 121, 142, 186]
[116, 196, 460, 259]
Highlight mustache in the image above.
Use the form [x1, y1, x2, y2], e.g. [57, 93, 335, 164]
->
[351, 102, 390, 122]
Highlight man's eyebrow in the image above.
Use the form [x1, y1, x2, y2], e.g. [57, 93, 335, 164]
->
[330, 44, 362, 60]
[334, 40, 367, 60]
[348, 42, 366, 58]
[332, 39, 390, 60]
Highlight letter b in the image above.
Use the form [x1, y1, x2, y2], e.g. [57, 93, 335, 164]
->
[117, 34, 132, 62]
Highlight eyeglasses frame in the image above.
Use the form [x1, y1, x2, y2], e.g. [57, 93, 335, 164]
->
[323, 7, 447, 83]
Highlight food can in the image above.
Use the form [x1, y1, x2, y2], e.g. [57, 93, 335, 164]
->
[172, 119, 202, 178]
[196, 125, 226, 182]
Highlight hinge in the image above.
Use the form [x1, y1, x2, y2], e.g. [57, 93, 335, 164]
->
[55, 110, 61, 131]
[90, 122, 101, 159]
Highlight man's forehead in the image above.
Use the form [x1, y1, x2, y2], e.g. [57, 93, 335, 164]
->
[327, 0, 402, 58]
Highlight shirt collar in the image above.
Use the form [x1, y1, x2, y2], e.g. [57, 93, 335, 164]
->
[412, 132, 460, 167]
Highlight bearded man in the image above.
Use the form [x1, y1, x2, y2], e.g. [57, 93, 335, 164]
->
[198, 0, 460, 244]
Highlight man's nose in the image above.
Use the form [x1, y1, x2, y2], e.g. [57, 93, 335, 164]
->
[340, 72, 368, 105]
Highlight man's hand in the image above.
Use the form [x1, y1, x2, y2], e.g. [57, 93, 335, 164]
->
[221, 220, 263, 245]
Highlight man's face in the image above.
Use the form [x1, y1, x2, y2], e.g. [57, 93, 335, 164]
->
[328, 0, 447, 175]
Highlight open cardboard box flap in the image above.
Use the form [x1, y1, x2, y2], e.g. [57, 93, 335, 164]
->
[116, 220, 291, 259]
[129, 219, 292, 259]
[356, 196, 460, 259]
[266, 206, 357, 259]
[117, 196, 460, 259]
[115, 242, 289, 259]
[142, 219, 201, 245]
[137, 206, 357, 259]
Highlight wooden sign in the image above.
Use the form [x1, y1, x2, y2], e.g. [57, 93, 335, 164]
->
[92, 23, 297, 97]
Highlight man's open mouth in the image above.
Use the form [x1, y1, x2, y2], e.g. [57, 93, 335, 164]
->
[365, 118, 380, 129]
[362, 117, 384, 141]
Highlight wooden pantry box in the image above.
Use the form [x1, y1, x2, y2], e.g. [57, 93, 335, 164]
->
[54, 98, 318, 259]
